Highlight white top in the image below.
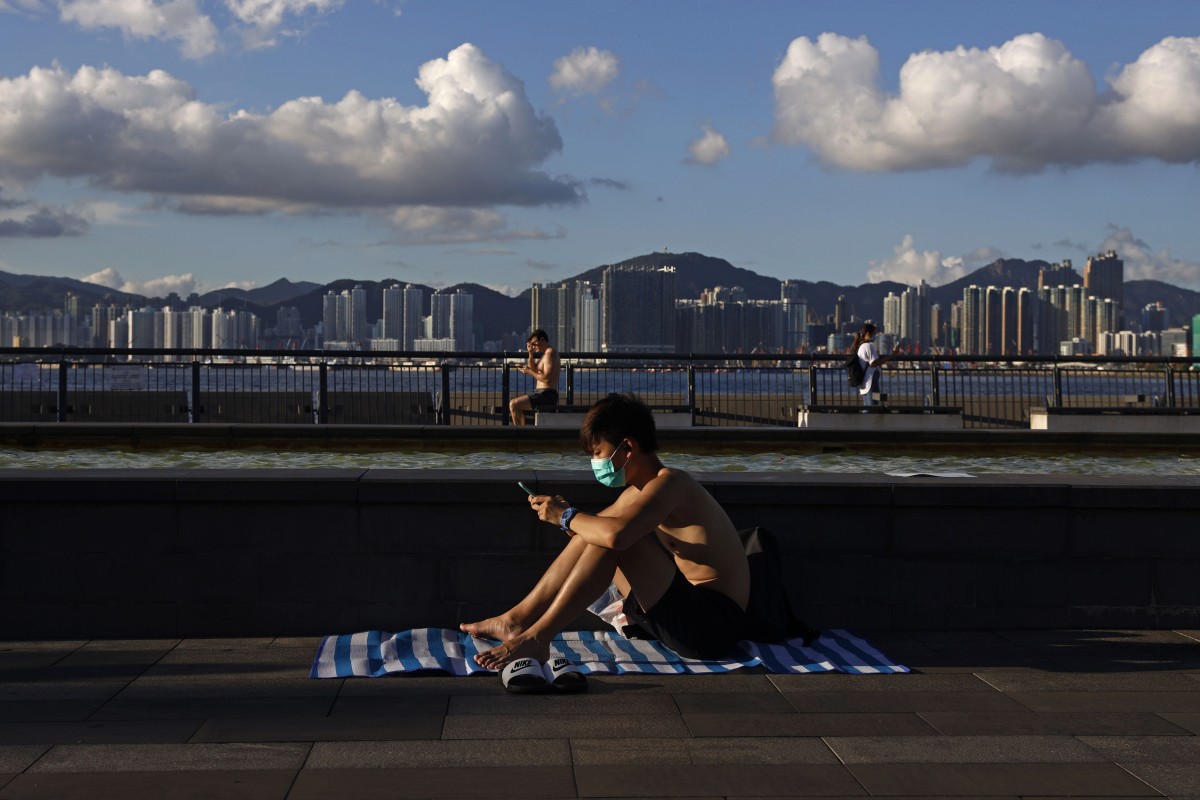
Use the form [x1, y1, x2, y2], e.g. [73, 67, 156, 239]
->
[857, 341, 879, 395]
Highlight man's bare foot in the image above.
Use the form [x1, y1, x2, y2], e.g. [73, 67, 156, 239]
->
[475, 632, 550, 671]
[459, 614, 524, 642]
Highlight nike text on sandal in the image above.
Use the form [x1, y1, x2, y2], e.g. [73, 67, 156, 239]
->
[544, 657, 588, 693]
[500, 658, 550, 694]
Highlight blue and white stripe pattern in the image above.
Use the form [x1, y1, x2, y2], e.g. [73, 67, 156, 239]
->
[309, 628, 908, 679]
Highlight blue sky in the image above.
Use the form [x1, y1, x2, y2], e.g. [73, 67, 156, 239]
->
[1, 0, 1198, 299]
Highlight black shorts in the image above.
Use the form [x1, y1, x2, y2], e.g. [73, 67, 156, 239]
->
[527, 389, 559, 409]
[623, 568, 747, 660]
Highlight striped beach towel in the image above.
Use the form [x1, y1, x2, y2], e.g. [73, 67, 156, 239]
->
[309, 628, 907, 679]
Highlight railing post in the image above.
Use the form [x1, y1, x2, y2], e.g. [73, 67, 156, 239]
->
[687, 364, 696, 424]
[56, 360, 68, 422]
[930, 364, 940, 407]
[807, 361, 818, 408]
[318, 362, 329, 424]
[1165, 364, 1176, 408]
[501, 362, 511, 426]
[566, 364, 574, 406]
[189, 360, 201, 423]
[439, 363, 451, 425]
[1052, 367, 1063, 408]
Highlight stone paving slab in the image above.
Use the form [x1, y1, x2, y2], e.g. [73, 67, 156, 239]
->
[441, 713, 690, 740]
[918, 710, 1194, 736]
[845, 763, 1161, 797]
[289, 766, 578, 800]
[1076, 734, 1200, 761]
[0, 681, 125, 702]
[0, 720, 203, 746]
[683, 712, 938, 737]
[334, 675, 496, 696]
[306, 739, 572, 768]
[0, 746, 47, 773]
[171, 638, 277, 649]
[191, 714, 445, 743]
[780, 690, 1026, 713]
[823, 734, 1107, 764]
[91, 697, 336, 721]
[0, 701, 104, 724]
[328, 695, 448, 717]
[0, 770, 297, 800]
[978, 672, 1200, 691]
[571, 736, 842, 766]
[1095, 762, 1200, 797]
[25, 743, 311, 772]
[574, 763, 864, 797]
[767, 672, 995, 692]
[1006, 690, 1200, 712]
[152, 647, 318, 668]
[1159, 712, 1200, 734]
[670, 691, 796, 715]
[448, 693, 681, 716]
[116, 676, 342, 699]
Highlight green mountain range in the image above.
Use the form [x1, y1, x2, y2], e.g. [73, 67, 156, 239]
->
[2, 252, 1198, 344]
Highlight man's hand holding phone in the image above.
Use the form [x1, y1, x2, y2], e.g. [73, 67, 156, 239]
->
[519, 482, 568, 526]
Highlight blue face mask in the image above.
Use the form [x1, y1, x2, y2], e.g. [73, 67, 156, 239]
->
[590, 444, 628, 487]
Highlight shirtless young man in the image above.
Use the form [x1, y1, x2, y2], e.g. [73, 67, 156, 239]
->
[508, 330, 560, 426]
[462, 393, 751, 676]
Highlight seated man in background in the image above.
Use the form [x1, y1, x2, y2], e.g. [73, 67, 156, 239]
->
[508, 329, 560, 426]
[462, 393, 750, 690]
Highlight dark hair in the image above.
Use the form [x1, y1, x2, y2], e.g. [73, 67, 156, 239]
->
[851, 322, 877, 352]
[528, 329, 548, 343]
[580, 392, 658, 454]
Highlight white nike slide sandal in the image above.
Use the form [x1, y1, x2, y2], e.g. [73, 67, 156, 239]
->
[501, 658, 550, 694]
[544, 657, 588, 693]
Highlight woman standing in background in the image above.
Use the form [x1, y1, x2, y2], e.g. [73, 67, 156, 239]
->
[852, 322, 899, 406]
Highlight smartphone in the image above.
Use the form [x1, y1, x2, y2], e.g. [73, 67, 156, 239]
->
[517, 481, 536, 495]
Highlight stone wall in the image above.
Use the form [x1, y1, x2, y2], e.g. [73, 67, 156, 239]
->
[1, 469, 1197, 638]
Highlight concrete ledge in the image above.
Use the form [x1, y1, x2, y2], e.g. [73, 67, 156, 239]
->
[2, 469, 1199, 639]
[536, 410, 694, 428]
[801, 406, 963, 430]
[1031, 407, 1200, 432]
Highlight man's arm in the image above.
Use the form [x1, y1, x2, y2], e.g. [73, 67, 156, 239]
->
[538, 471, 684, 551]
[523, 348, 556, 380]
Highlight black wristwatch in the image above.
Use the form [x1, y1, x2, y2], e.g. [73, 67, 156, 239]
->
[559, 506, 578, 532]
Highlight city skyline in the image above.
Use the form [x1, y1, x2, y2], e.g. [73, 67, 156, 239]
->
[2, 1, 1200, 298]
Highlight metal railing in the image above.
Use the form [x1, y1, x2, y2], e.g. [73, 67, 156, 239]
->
[0, 348, 1196, 428]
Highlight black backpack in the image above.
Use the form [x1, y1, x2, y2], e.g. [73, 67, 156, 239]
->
[844, 352, 865, 387]
[739, 527, 818, 645]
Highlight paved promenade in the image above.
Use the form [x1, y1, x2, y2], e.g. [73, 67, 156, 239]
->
[1, 629, 1199, 799]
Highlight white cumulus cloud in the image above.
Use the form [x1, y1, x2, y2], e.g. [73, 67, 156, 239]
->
[60, 0, 220, 59]
[225, 0, 344, 48]
[1099, 225, 1200, 289]
[48, 0, 347, 56]
[82, 267, 199, 297]
[550, 46, 620, 95]
[0, 45, 579, 214]
[772, 32, 1200, 172]
[684, 124, 730, 166]
[867, 234, 973, 286]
